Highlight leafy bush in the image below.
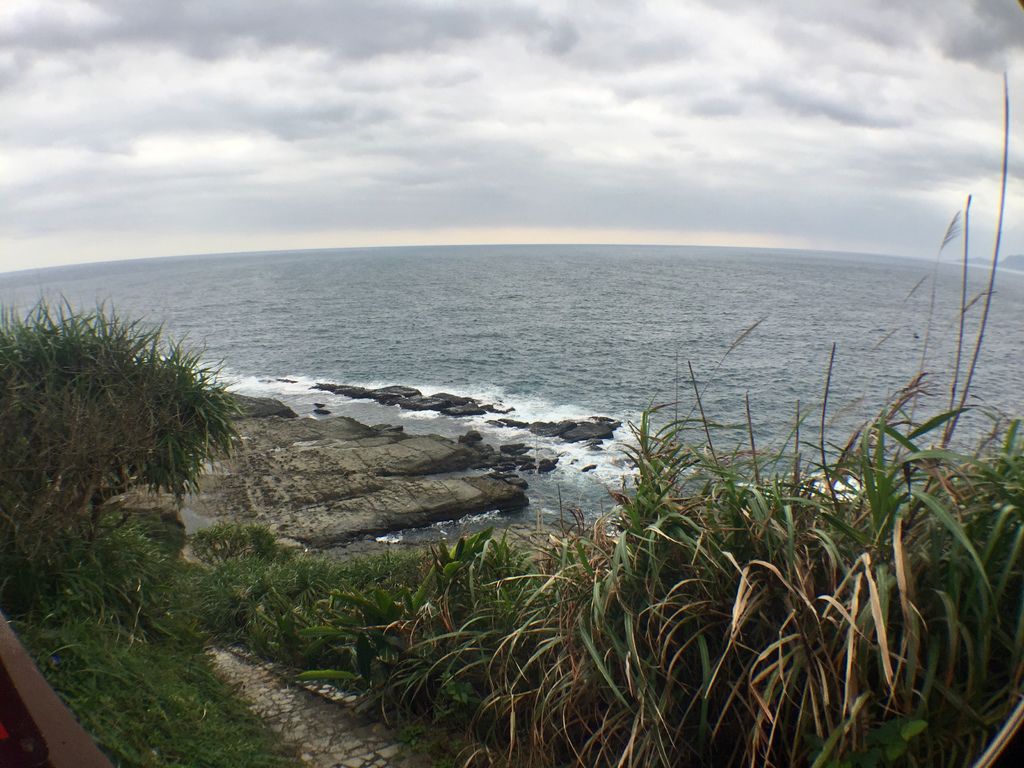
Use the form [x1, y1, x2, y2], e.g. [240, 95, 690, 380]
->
[191, 522, 289, 564]
[0, 302, 238, 563]
[189, 524, 426, 667]
[0, 518, 181, 631]
[19, 618, 295, 768]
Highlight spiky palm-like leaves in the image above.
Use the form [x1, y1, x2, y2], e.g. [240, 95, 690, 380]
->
[0, 302, 238, 562]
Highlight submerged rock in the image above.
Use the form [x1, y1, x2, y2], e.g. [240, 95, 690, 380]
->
[306, 381, 620, 445]
[431, 392, 477, 406]
[371, 385, 422, 399]
[488, 418, 530, 429]
[529, 420, 577, 438]
[398, 395, 454, 411]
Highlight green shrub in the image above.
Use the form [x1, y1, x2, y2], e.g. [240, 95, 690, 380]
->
[191, 522, 289, 564]
[0, 518, 180, 631]
[0, 302, 238, 563]
[189, 524, 426, 667]
[1, 517, 296, 767]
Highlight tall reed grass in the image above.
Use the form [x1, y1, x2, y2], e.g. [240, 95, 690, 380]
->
[296, 86, 1022, 766]
[298, 396, 1022, 767]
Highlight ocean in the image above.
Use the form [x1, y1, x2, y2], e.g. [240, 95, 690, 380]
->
[3, 245, 1022, 534]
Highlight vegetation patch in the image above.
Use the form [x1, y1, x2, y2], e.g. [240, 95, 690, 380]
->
[0, 305, 291, 767]
[6, 521, 297, 768]
[291, 398, 1024, 767]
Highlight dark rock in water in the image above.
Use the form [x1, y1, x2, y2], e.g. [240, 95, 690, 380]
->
[371, 385, 422, 399]
[442, 404, 487, 417]
[516, 460, 536, 471]
[537, 458, 558, 473]
[483, 403, 516, 414]
[561, 422, 616, 443]
[458, 430, 483, 445]
[277, 378, 298, 384]
[500, 442, 530, 455]
[430, 392, 476, 406]
[590, 416, 622, 427]
[529, 420, 577, 438]
[399, 396, 453, 411]
[581, 464, 598, 473]
[488, 418, 530, 429]
[585, 439, 605, 451]
[312, 383, 374, 399]
[313, 408, 331, 416]
[313, 402, 326, 409]
[233, 394, 298, 419]
[371, 423, 404, 433]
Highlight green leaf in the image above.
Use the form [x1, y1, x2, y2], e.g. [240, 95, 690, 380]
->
[908, 409, 964, 440]
[296, 669, 358, 683]
[884, 740, 907, 761]
[910, 489, 990, 590]
[899, 719, 928, 741]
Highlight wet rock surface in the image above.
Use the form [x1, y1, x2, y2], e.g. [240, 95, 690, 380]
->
[189, 412, 530, 547]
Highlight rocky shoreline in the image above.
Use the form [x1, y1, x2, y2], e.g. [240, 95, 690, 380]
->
[183, 394, 602, 550]
[306, 381, 622, 446]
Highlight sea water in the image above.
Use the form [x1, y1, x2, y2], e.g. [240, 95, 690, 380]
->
[3, 245, 1022, 535]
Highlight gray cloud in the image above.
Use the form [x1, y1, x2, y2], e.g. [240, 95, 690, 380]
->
[940, 1, 1024, 69]
[0, 1, 575, 61]
[753, 80, 908, 129]
[0, 0, 1021, 271]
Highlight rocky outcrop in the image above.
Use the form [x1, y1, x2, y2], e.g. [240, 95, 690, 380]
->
[527, 418, 621, 443]
[458, 430, 483, 445]
[311, 382, 508, 417]
[187, 414, 528, 548]
[232, 394, 298, 419]
[309, 381, 621, 445]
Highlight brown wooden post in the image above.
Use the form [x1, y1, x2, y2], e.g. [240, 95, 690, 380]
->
[0, 611, 113, 768]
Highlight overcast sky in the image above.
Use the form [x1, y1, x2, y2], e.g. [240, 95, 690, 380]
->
[1, 0, 1023, 272]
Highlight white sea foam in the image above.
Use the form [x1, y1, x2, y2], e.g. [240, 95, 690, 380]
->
[224, 369, 637, 495]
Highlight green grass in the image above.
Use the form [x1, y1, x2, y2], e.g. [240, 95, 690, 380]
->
[4, 520, 298, 768]
[17, 619, 294, 768]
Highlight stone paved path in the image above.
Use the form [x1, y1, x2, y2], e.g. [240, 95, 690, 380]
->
[209, 648, 431, 768]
